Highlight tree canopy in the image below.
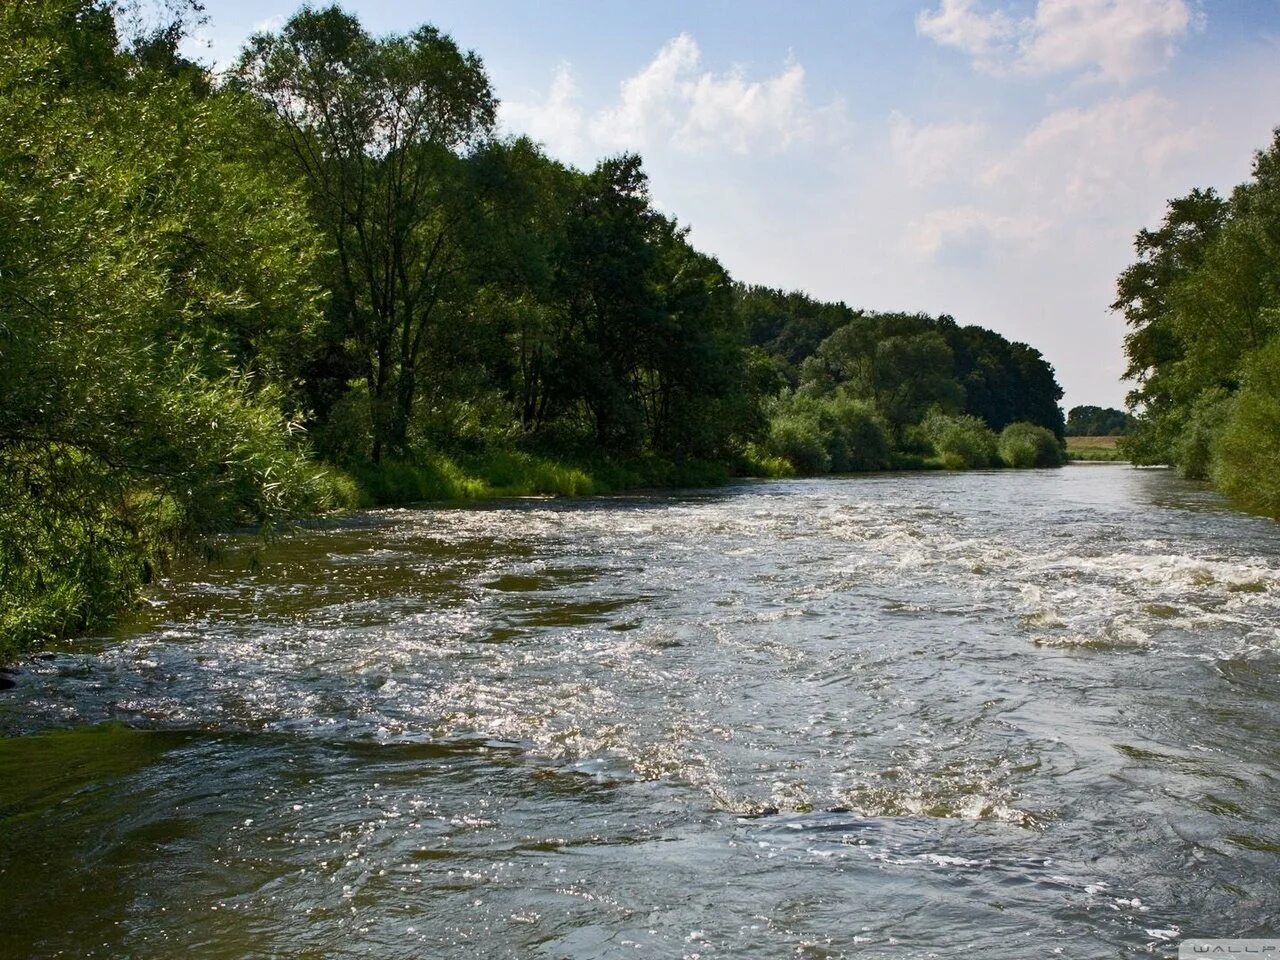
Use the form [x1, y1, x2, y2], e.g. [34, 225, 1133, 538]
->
[1116, 130, 1280, 518]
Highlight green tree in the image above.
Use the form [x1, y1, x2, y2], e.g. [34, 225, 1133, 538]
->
[234, 7, 497, 461]
[1065, 405, 1132, 436]
[0, 0, 343, 650]
[1114, 187, 1228, 463]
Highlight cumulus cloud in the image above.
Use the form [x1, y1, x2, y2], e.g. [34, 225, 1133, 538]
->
[590, 34, 701, 148]
[917, 0, 1201, 82]
[908, 206, 1048, 261]
[889, 112, 988, 186]
[499, 62, 585, 160]
[901, 90, 1197, 262]
[589, 34, 831, 154]
[916, 0, 1018, 61]
[982, 90, 1200, 208]
[501, 35, 838, 159]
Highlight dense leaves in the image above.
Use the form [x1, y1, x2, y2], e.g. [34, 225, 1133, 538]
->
[1117, 131, 1280, 516]
[0, 0, 354, 651]
[1065, 405, 1132, 436]
[740, 288, 1064, 473]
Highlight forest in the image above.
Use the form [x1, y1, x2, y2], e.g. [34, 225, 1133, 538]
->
[0, 1, 1067, 654]
[1116, 132, 1280, 520]
[1064, 405, 1132, 436]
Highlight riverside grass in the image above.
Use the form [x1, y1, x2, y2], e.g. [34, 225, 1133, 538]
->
[1066, 436, 1128, 462]
[0, 449, 726, 660]
[3, 439, 1075, 662]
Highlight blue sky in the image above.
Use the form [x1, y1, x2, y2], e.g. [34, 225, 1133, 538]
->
[188, 1, 1280, 408]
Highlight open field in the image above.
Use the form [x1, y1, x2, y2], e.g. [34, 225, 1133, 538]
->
[1066, 435, 1128, 461]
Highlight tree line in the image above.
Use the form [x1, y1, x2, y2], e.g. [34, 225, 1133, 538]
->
[0, 1, 1067, 652]
[1116, 132, 1280, 519]
[738, 288, 1065, 473]
[1065, 406, 1132, 437]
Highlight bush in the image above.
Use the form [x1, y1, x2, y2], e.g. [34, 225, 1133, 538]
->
[313, 382, 373, 466]
[825, 395, 893, 472]
[1213, 339, 1280, 519]
[0, 376, 354, 659]
[999, 422, 1065, 468]
[764, 397, 831, 474]
[921, 412, 998, 469]
[470, 450, 595, 496]
[740, 447, 796, 478]
[1176, 387, 1232, 480]
[762, 391, 892, 475]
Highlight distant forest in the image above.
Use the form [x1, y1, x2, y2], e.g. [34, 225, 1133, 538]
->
[1065, 406, 1133, 436]
[1, 1, 1067, 651]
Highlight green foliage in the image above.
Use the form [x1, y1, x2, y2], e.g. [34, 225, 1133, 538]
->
[1173, 388, 1232, 480]
[1214, 338, 1280, 518]
[998, 422, 1065, 469]
[745, 288, 1065, 438]
[234, 6, 497, 461]
[763, 392, 892, 475]
[0, 0, 343, 655]
[922, 413, 999, 470]
[352, 455, 487, 503]
[1066, 405, 1133, 436]
[1117, 130, 1280, 516]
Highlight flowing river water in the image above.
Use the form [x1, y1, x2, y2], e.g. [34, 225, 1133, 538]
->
[2, 465, 1279, 959]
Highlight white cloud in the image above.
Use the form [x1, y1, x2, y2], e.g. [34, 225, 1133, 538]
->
[899, 90, 1197, 264]
[499, 62, 585, 160]
[501, 35, 839, 160]
[591, 34, 701, 148]
[916, 0, 1200, 82]
[1020, 0, 1200, 82]
[680, 60, 811, 152]
[590, 34, 830, 154]
[889, 112, 988, 186]
[916, 0, 1018, 62]
[908, 206, 1047, 260]
[982, 90, 1199, 209]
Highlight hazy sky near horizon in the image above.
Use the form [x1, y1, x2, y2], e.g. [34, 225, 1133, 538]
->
[187, 1, 1280, 409]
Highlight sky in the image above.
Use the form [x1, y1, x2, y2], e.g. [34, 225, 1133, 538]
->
[185, 0, 1280, 409]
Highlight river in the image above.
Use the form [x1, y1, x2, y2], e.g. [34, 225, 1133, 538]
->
[2, 465, 1278, 958]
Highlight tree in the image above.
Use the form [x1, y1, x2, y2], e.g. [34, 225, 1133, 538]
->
[1, 0, 341, 647]
[234, 8, 496, 461]
[1066, 405, 1132, 436]
[1114, 187, 1228, 462]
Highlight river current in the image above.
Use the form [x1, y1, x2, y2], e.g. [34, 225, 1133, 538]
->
[2, 465, 1278, 958]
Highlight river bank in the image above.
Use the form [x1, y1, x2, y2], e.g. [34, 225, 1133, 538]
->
[2, 438, 1076, 662]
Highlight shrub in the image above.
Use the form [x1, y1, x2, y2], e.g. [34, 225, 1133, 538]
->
[1175, 387, 1232, 480]
[762, 391, 892, 475]
[313, 383, 373, 466]
[1213, 339, 1280, 519]
[999, 422, 1065, 468]
[921, 412, 998, 469]
[764, 397, 831, 474]
[825, 395, 893, 473]
[740, 446, 796, 478]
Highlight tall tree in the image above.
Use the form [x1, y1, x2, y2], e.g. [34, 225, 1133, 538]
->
[235, 8, 496, 461]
